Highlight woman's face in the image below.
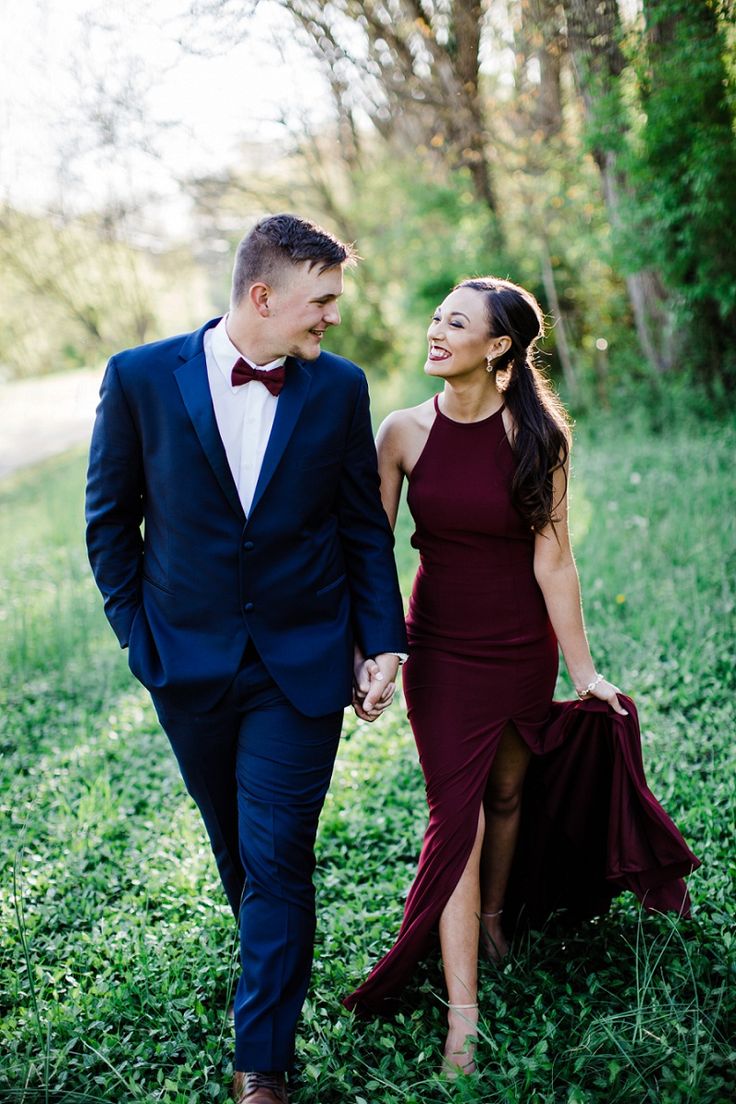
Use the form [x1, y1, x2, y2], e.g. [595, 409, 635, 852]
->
[424, 286, 507, 379]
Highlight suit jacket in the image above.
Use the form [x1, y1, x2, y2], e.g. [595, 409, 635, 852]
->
[85, 317, 407, 715]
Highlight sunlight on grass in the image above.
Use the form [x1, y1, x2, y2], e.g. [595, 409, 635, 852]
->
[2, 416, 734, 1103]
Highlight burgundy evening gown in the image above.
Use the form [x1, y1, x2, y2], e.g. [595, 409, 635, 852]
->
[344, 396, 699, 1016]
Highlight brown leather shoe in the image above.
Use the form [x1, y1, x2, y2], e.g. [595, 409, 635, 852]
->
[232, 1070, 289, 1104]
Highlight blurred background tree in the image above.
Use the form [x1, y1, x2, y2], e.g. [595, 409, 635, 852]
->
[1, 0, 734, 409]
[627, 0, 736, 391]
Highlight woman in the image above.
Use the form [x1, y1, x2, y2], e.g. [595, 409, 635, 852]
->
[345, 278, 698, 1075]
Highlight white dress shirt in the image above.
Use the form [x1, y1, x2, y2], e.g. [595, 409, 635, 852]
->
[204, 315, 286, 516]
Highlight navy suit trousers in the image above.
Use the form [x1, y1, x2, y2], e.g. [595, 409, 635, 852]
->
[152, 644, 342, 1071]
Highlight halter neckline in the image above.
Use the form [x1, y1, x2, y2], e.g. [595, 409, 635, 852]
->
[433, 393, 505, 425]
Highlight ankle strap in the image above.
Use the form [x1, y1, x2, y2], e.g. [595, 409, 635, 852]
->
[481, 909, 503, 918]
[449, 1002, 478, 1009]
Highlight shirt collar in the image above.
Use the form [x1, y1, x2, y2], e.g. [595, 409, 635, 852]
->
[211, 315, 287, 391]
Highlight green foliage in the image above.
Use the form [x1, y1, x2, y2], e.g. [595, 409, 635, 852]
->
[0, 207, 210, 380]
[496, 138, 640, 408]
[230, 154, 505, 403]
[578, 0, 736, 393]
[288, 144, 637, 419]
[1, 412, 735, 1101]
[3, 0, 735, 419]
[623, 1, 736, 386]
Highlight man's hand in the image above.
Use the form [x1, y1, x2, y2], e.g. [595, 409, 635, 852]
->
[352, 652, 400, 722]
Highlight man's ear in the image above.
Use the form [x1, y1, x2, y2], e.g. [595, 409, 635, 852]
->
[249, 282, 271, 317]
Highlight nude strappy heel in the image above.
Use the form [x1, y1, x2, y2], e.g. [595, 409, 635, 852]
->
[443, 1002, 479, 1078]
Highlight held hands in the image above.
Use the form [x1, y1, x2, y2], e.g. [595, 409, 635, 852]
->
[352, 648, 400, 722]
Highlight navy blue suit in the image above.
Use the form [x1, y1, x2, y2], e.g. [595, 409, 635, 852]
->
[86, 317, 407, 1070]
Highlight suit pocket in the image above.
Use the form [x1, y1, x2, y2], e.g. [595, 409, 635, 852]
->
[127, 604, 163, 689]
[142, 571, 174, 596]
[316, 573, 346, 597]
[127, 604, 147, 679]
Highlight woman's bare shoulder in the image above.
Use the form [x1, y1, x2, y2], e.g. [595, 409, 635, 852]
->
[379, 397, 436, 439]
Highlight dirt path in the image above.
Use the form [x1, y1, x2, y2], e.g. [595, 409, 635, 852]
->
[0, 367, 104, 480]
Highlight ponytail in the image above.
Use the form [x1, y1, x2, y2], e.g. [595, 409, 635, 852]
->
[458, 278, 571, 532]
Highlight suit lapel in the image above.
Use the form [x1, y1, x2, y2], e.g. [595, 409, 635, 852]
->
[174, 332, 245, 521]
[248, 357, 312, 521]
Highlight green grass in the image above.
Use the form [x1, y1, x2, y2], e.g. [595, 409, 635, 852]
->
[1, 414, 735, 1104]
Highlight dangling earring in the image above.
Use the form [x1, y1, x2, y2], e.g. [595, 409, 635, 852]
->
[495, 366, 512, 394]
[485, 355, 495, 375]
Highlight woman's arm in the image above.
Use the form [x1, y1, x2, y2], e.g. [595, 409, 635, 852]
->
[534, 461, 626, 715]
[375, 410, 408, 530]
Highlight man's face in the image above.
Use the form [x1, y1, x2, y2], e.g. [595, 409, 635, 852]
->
[267, 261, 344, 360]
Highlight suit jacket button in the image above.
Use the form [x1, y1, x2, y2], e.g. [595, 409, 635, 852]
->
[244, 602, 254, 612]
[243, 540, 254, 551]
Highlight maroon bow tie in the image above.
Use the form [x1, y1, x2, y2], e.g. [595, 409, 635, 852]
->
[231, 358, 286, 396]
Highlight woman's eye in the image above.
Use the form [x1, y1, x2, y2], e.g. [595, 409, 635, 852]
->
[450, 321, 464, 328]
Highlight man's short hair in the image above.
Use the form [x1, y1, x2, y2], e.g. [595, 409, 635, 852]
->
[231, 213, 358, 304]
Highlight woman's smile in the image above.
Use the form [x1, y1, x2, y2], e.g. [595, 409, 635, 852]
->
[429, 343, 451, 362]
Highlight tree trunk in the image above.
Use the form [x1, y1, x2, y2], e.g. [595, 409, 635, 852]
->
[518, 0, 565, 139]
[562, 0, 674, 374]
[598, 155, 674, 373]
[637, 0, 736, 387]
[541, 238, 579, 397]
[448, 0, 498, 212]
[267, 1, 502, 227]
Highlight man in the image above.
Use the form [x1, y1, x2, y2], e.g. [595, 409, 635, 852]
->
[85, 214, 407, 1103]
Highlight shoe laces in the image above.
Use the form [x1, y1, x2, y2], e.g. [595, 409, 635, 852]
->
[244, 1071, 287, 1100]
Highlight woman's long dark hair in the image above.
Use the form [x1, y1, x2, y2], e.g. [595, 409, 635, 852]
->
[458, 277, 571, 533]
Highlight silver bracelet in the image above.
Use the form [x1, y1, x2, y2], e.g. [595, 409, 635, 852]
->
[577, 673, 604, 699]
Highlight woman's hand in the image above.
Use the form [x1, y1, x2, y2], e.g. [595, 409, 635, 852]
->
[352, 651, 397, 721]
[580, 675, 628, 716]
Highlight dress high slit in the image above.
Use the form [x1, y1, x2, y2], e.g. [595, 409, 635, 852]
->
[343, 396, 699, 1016]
